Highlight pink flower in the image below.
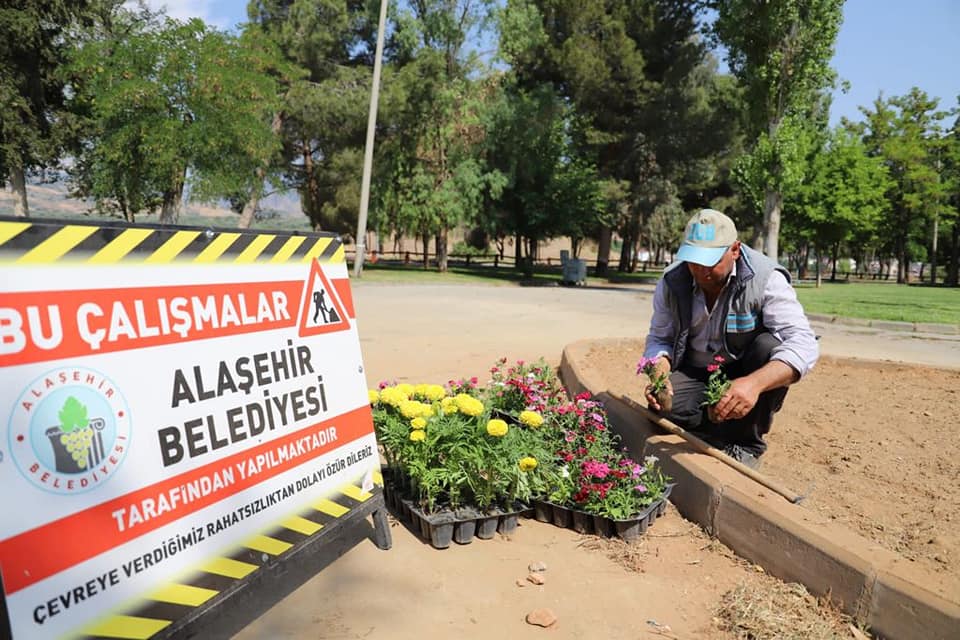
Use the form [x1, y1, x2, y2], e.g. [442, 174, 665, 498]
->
[564, 431, 576, 443]
[707, 364, 719, 372]
[713, 354, 725, 363]
[634, 484, 648, 493]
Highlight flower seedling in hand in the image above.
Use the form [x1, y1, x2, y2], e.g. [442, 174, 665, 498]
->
[637, 356, 671, 412]
[702, 355, 731, 419]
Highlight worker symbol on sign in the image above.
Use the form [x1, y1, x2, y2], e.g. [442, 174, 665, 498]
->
[312, 289, 340, 324]
[299, 258, 350, 337]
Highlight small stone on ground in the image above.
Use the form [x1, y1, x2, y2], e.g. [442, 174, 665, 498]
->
[526, 608, 557, 628]
[528, 560, 547, 572]
[527, 573, 545, 585]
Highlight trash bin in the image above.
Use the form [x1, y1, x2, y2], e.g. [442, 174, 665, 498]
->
[562, 258, 587, 286]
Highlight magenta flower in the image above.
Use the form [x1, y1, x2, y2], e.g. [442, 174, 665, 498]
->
[634, 484, 648, 493]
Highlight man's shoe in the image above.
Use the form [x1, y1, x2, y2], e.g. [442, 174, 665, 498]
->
[722, 444, 762, 470]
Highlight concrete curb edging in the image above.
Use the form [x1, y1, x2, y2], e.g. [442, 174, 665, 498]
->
[559, 337, 960, 640]
[806, 313, 960, 335]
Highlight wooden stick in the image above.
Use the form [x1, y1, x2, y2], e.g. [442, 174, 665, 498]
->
[612, 392, 806, 504]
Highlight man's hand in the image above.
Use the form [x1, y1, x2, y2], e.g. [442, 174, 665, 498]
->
[712, 360, 798, 422]
[712, 377, 760, 421]
[644, 356, 673, 411]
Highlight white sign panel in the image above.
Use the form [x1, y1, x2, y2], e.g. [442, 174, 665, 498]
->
[0, 221, 378, 638]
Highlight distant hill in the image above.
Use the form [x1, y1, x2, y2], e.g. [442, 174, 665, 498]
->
[0, 180, 313, 232]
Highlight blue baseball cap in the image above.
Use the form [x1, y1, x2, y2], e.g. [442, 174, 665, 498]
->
[675, 209, 739, 267]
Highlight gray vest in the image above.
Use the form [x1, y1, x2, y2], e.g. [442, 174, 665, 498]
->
[661, 245, 790, 369]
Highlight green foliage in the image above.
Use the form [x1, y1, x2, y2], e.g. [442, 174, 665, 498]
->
[855, 89, 951, 282]
[513, 0, 742, 269]
[0, 0, 95, 212]
[248, 0, 376, 232]
[67, 11, 285, 221]
[710, 0, 844, 258]
[785, 126, 891, 259]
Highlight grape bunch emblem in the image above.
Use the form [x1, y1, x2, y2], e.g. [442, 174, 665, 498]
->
[57, 396, 95, 470]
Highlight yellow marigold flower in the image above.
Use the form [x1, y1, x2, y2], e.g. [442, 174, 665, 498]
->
[411, 417, 427, 430]
[414, 383, 430, 398]
[423, 384, 446, 402]
[486, 419, 508, 437]
[379, 387, 407, 407]
[368, 389, 379, 405]
[455, 393, 484, 417]
[396, 383, 415, 397]
[519, 457, 538, 471]
[399, 400, 427, 419]
[421, 404, 435, 417]
[440, 397, 458, 415]
[409, 429, 426, 442]
[519, 410, 544, 428]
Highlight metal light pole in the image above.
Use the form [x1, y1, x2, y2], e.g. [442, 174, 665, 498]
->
[353, 0, 389, 278]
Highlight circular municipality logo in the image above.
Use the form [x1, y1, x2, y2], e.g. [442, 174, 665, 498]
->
[8, 367, 131, 494]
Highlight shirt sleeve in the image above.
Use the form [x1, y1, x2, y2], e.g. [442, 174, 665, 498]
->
[643, 279, 676, 363]
[763, 271, 819, 378]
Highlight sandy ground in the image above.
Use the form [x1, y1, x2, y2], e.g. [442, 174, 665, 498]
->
[233, 282, 960, 640]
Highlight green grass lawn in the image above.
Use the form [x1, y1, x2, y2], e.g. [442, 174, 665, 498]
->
[794, 281, 960, 325]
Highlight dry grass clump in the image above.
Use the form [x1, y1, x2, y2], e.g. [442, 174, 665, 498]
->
[578, 535, 651, 572]
[715, 580, 870, 640]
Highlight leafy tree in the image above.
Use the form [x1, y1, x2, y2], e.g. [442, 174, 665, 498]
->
[942, 103, 960, 286]
[1, 0, 94, 216]
[787, 127, 890, 283]
[68, 13, 283, 222]
[856, 89, 949, 283]
[510, 0, 741, 272]
[247, 0, 375, 233]
[709, 0, 844, 262]
[371, 0, 503, 271]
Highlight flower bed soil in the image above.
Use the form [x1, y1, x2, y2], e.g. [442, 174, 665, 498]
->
[584, 338, 960, 597]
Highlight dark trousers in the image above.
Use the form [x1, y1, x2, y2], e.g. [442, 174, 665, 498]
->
[664, 333, 788, 456]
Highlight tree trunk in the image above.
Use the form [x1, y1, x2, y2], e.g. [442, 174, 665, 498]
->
[946, 221, 959, 286]
[239, 112, 283, 229]
[10, 166, 29, 217]
[762, 187, 782, 263]
[160, 166, 186, 224]
[930, 214, 939, 285]
[302, 142, 322, 229]
[422, 233, 430, 269]
[830, 243, 839, 282]
[435, 228, 448, 272]
[595, 226, 611, 275]
[238, 169, 263, 229]
[815, 246, 822, 288]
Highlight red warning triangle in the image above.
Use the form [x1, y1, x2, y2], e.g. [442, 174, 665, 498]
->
[298, 259, 351, 337]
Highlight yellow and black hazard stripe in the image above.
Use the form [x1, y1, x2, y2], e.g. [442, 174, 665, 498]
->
[0, 217, 344, 265]
[74, 471, 384, 640]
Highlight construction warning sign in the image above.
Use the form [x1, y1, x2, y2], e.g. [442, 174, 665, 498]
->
[0, 217, 381, 639]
